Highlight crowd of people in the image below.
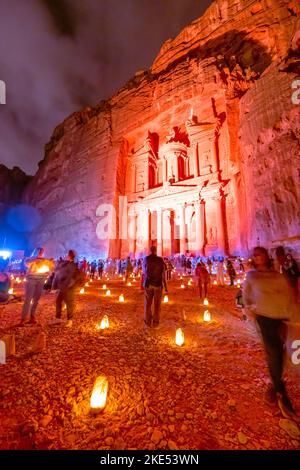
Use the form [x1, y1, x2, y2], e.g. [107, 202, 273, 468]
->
[0, 243, 299, 418]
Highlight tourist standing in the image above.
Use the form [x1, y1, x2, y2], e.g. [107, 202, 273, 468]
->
[20, 247, 54, 325]
[195, 262, 210, 298]
[227, 259, 236, 286]
[143, 246, 168, 328]
[216, 258, 225, 286]
[52, 250, 85, 327]
[243, 246, 299, 417]
[125, 256, 133, 284]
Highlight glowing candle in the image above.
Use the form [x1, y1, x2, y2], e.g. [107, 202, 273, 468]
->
[175, 328, 184, 346]
[90, 376, 108, 411]
[163, 295, 169, 303]
[203, 310, 211, 322]
[203, 298, 209, 306]
[105, 289, 111, 296]
[127, 282, 132, 287]
[180, 284, 185, 289]
[80, 288, 85, 294]
[213, 280, 217, 285]
[102, 284, 107, 290]
[98, 315, 109, 329]
[119, 294, 125, 302]
[8, 288, 13, 295]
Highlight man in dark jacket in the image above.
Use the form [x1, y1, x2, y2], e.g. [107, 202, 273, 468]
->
[52, 250, 85, 327]
[143, 246, 168, 328]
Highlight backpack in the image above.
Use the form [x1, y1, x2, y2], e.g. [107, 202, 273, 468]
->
[73, 267, 86, 287]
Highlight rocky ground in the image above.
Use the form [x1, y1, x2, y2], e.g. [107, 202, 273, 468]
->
[0, 275, 300, 450]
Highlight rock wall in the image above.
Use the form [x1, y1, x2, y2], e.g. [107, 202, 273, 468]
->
[0, 165, 31, 250]
[23, 0, 300, 258]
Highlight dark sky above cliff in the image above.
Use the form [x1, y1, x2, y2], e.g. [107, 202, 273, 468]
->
[0, 0, 212, 175]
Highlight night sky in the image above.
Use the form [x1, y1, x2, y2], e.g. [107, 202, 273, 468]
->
[0, 0, 212, 175]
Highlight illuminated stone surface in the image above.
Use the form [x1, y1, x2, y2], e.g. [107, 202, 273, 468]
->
[20, 0, 299, 258]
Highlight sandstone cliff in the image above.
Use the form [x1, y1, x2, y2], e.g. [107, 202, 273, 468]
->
[0, 165, 31, 249]
[23, 0, 300, 258]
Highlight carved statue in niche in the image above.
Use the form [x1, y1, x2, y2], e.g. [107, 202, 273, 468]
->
[166, 126, 190, 146]
[207, 226, 217, 245]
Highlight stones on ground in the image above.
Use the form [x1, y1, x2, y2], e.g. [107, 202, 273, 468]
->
[39, 414, 53, 428]
[151, 428, 163, 444]
[168, 440, 178, 450]
[279, 419, 300, 440]
[136, 404, 145, 416]
[237, 432, 248, 444]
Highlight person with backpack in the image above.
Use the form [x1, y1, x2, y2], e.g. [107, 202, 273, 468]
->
[143, 246, 168, 328]
[52, 250, 85, 327]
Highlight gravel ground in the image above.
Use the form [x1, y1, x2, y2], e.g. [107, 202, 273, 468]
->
[0, 276, 299, 450]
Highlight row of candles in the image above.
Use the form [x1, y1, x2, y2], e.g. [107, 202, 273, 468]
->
[89, 304, 212, 412]
[69, 274, 216, 412]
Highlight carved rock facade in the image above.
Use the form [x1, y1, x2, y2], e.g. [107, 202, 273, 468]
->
[23, 0, 300, 258]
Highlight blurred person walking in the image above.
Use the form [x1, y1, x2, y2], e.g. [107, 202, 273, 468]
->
[244, 246, 300, 418]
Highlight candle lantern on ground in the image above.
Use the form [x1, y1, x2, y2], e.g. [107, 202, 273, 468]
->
[90, 376, 108, 412]
[175, 328, 184, 346]
[105, 289, 111, 296]
[203, 298, 209, 306]
[99, 315, 109, 329]
[80, 288, 85, 294]
[203, 310, 211, 322]
[119, 294, 125, 302]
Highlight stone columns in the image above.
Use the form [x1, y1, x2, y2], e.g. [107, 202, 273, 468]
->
[128, 213, 137, 256]
[215, 195, 228, 255]
[143, 209, 150, 253]
[179, 204, 186, 254]
[192, 144, 199, 177]
[162, 157, 167, 184]
[156, 208, 163, 256]
[195, 201, 205, 256]
[173, 156, 179, 182]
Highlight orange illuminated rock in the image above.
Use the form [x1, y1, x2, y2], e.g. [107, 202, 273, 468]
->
[21, 0, 300, 258]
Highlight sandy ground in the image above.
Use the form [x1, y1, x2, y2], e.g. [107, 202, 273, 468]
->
[0, 275, 299, 450]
